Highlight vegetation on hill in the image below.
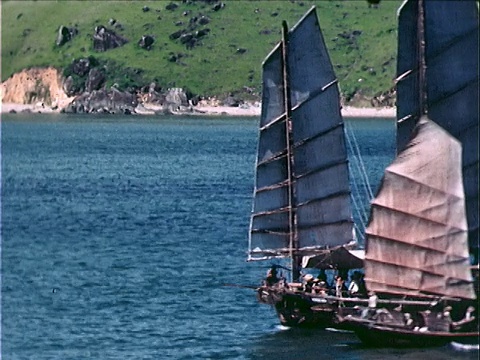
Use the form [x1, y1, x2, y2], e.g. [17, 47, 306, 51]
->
[1, 0, 402, 105]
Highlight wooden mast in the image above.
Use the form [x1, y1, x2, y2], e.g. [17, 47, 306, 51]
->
[417, 0, 427, 116]
[281, 20, 300, 282]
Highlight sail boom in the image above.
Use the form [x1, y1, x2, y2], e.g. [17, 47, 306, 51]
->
[368, 202, 467, 233]
[250, 246, 356, 258]
[257, 150, 287, 167]
[365, 251, 470, 276]
[255, 179, 288, 194]
[293, 122, 343, 149]
[250, 229, 289, 236]
[290, 79, 338, 113]
[365, 231, 468, 256]
[297, 219, 354, 231]
[297, 189, 351, 207]
[295, 159, 348, 181]
[259, 113, 287, 132]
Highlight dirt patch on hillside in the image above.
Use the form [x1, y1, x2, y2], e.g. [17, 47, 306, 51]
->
[1, 67, 73, 108]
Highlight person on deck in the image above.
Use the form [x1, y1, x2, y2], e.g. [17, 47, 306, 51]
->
[347, 275, 359, 297]
[335, 276, 346, 297]
[265, 266, 279, 286]
[362, 291, 378, 318]
[303, 274, 315, 293]
[404, 313, 414, 329]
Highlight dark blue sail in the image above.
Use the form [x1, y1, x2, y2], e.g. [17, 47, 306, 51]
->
[248, 7, 355, 263]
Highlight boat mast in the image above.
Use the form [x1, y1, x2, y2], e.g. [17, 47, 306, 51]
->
[417, 0, 427, 116]
[281, 20, 300, 282]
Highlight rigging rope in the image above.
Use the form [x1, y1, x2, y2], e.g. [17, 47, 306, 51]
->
[344, 121, 375, 239]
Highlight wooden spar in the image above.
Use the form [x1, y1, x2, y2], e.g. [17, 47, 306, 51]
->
[281, 20, 300, 282]
[287, 292, 439, 306]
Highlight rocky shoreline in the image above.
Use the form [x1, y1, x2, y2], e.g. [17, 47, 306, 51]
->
[1, 67, 395, 118]
[1, 101, 395, 118]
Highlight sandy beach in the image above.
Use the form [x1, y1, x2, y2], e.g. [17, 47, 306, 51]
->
[1, 101, 395, 118]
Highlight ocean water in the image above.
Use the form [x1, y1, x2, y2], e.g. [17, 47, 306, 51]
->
[1, 114, 477, 360]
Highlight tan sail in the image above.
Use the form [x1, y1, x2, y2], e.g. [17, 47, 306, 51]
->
[365, 116, 475, 300]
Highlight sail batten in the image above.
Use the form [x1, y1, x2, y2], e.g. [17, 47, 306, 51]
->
[248, 7, 355, 263]
[259, 114, 287, 131]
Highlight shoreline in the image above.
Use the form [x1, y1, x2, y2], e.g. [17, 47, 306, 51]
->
[0, 102, 396, 118]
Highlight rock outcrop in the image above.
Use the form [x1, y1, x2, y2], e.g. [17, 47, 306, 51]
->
[138, 35, 155, 50]
[93, 25, 128, 52]
[64, 87, 138, 114]
[56, 25, 78, 46]
[0, 67, 73, 108]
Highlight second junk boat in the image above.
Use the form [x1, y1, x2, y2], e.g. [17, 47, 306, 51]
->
[248, 6, 365, 328]
[340, 0, 479, 347]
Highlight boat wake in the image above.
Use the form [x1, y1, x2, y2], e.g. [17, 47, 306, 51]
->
[450, 342, 479, 352]
[325, 327, 353, 334]
[275, 325, 291, 331]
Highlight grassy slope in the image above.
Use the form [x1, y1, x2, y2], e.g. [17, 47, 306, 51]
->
[1, 0, 401, 102]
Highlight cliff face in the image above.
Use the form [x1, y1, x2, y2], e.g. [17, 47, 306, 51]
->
[0, 67, 73, 108]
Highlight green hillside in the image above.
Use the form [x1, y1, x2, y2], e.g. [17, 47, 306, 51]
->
[1, 0, 402, 103]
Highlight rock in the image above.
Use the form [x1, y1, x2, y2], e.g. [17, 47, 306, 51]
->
[110, 87, 138, 113]
[165, 88, 189, 107]
[236, 48, 247, 54]
[63, 76, 77, 96]
[169, 29, 185, 40]
[72, 58, 92, 76]
[367, 0, 381, 8]
[212, 2, 225, 11]
[93, 25, 128, 52]
[180, 33, 194, 44]
[138, 35, 155, 50]
[142, 6, 150, 12]
[109, 18, 116, 26]
[165, 2, 178, 10]
[198, 16, 210, 25]
[195, 28, 210, 38]
[85, 68, 105, 93]
[56, 25, 77, 46]
[222, 95, 240, 107]
[65, 87, 138, 114]
[149, 82, 161, 93]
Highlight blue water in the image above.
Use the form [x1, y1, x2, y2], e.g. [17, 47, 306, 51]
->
[1, 114, 477, 359]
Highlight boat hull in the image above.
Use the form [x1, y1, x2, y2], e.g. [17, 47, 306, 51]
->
[257, 286, 357, 329]
[345, 320, 479, 348]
